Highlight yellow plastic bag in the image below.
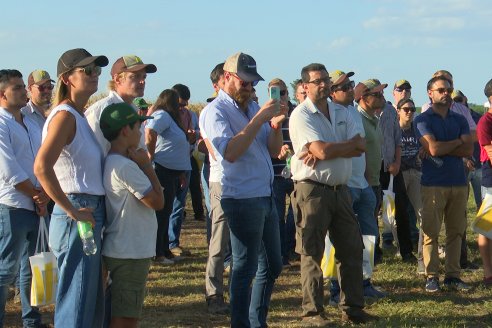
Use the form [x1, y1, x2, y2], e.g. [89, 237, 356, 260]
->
[472, 192, 492, 239]
[321, 233, 337, 279]
[29, 216, 58, 307]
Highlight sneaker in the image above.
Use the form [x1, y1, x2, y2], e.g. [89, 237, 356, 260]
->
[461, 261, 479, 271]
[341, 310, 378, 324]
[443, 277, 471, 292]
[206, 295, 229, 315]
[170, 246, 191, 257]
[154, 256, 175, 265]
[301, 313, 331, 327]
[401, 253, 418, 263]
[417, 259, 425, 275]
[364, 283, 387, 299]
[425, 277, 440, 293]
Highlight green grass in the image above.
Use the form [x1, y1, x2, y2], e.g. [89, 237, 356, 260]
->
[4, 194, 492, 327]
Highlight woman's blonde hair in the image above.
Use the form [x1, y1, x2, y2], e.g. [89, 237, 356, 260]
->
[51, 74, 70, 109]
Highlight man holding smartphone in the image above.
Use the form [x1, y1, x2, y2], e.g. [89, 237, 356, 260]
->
[202, 52, 287, 328]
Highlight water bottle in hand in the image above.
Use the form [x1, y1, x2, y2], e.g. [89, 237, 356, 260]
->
[77, 221, 97, 255]
[281, 153, 292, 178]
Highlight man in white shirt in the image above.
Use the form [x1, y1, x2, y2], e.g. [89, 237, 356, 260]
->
[85, 55, 157, 155]
[0, 69, 49, 328]
[21, 70, 54, 130]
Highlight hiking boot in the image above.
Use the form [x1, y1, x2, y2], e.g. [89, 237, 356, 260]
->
[301, 313, 331, 327]
[425, 277, 440, 293]
[443, 277, 471, 292]
[170, 246, 191, 257]
[206, 295, 229, 315]
[341, 310, 378, 324]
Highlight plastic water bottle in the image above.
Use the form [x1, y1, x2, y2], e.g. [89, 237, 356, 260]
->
[281, 153, 292, 178]
[77, 221, 97, 255]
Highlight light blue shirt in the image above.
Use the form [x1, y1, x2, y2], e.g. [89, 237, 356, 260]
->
[202, 89, 274, 199]
[146, 109, 191, 171]
[0, 107, 42, 211]
[347, 105, 369, 189]
[20, 100, 46, 130]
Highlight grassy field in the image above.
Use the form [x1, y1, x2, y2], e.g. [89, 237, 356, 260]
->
[4, 194, 492, 327]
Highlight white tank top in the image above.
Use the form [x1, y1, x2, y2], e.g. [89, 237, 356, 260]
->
[43, 104, 105, 195]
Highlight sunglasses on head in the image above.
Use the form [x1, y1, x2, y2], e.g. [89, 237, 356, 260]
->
[431, 87, 453, 94]
[231, 73, 259, 87]
[333, 81, 355, 92]
[75, 65, 102, 76]
[399, 106, 416, 113]
[34, 84, 54, 92]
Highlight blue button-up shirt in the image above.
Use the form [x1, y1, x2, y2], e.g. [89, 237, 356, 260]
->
[202, 89, 274, 199]
[414, 107, 470, 186]
[0, 107, 42, 211]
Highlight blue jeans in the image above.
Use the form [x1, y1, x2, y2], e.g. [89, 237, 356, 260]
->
[469, 168, 483, 209]
[221, 197, 282, 328]
[0, 205, 41, 327]
[349, 186, 378, 237]
[169, 170, 191, 249]
[272, 177, 294, 262]
[50, 194, 105, 328]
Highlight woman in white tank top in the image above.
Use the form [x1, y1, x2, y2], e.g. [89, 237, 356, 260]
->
[34, 48, 109, 328]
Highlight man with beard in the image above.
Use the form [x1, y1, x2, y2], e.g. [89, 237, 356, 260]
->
[21, 70, 54, 129]
[415, 75, 473, 292]
[85, 55, 157, 154]
[202, 52, 286, 327]
[289, 64, 376, 326]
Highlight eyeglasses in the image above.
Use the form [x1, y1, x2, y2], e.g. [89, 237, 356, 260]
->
[231, 73, 258, 87]
[399, 106, 416, 113]
[333, 81, 355, 92]
[280, 90, 287, 96]
[365, 91, 383, 98]
[306, 77, 331, 86]
[431, 87, 453, 94]
[395, 87, 411, 92]
[75, 65, 102, 76]
[33, 84, 54, 92]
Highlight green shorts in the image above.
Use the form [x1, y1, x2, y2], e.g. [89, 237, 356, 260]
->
[103, 256, 152, 319]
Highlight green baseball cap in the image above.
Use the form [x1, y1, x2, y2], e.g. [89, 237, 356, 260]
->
[100, 102, 152, 137]
[329, 70, 354, 87]
[133, 97, 149, 109]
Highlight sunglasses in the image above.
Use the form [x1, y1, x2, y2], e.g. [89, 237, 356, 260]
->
[431, 87, 453, 94]
[33, 84, 54, 92]
[231, 73, 259, 87]
[395, 87, 411, 92]
[306, 77, 331, 86]
[333, 81, 355, 92]
[280, 90, 287, 96]
[75, 65, 102, 76]
[399, 106, 416, 113]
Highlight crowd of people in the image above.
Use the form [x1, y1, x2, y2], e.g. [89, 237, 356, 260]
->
[1, 47, 492, 328]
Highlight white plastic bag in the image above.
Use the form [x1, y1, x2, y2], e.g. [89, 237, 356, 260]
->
[29, 216, 58, 307]
[382, 175, 399, 249]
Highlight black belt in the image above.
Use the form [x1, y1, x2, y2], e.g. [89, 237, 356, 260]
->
[297, 179, 344, 191]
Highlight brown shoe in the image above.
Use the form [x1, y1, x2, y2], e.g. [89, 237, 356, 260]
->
[301, 313, 331, 327]
[341, 310, 378, 325]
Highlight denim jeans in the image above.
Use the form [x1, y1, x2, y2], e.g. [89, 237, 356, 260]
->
[272, 177, 294, 262]
[221, 197, 282, 328]
[50, 194, 105, 328]
[169, 170, 191, 249]
[349, 186, 378, 237]
[0, 205, 41, 327]
[469, 168, 483, 209]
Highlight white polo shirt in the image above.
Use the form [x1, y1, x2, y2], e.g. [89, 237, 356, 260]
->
[289, 98, 357, 186]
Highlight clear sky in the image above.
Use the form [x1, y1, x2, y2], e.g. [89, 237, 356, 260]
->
[2, 0, 491, 107]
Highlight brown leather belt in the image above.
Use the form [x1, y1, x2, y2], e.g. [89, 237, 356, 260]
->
[296, 179, 344, 191]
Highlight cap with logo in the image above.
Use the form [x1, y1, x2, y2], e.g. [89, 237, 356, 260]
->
[57, 48, 109, 77]
[100, 102, 153, 138]
[394, 79, 412, 90]
[28, 70, 55, 87]
[330, 70, 355, 87]
[354, 79, 388, 101]
[485, 80, 492, 98]
[133, 97, 149, 109]
[111, 55, 157, 76]
[224, 52, 264, 83]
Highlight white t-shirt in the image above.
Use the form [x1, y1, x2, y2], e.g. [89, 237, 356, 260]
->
[102, 154, 157, 259]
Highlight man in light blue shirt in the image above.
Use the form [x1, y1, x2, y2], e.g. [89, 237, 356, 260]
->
[0, 69, 49, 327]
[202, 52, 286, 328]
[21, 70, 54, 130]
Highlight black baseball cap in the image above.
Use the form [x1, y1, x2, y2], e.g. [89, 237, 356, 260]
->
[57, 48, 109, 77]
